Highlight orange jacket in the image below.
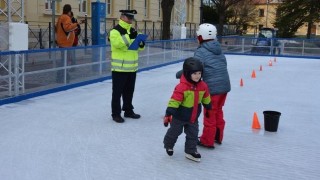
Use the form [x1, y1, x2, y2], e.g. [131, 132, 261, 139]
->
[56, 14, 78, 48]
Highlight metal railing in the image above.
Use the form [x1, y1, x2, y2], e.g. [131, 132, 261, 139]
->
[0, 39, 197, 103]
[24, 21, 200, 50]
[1, 37, 320, 104]
[221, 36, 320, 57]
[2, 19, 242, 50]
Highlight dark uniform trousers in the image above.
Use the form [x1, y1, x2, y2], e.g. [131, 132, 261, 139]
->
[111, 71, 136, 116]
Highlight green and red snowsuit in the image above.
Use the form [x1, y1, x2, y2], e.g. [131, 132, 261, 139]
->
[163, 74, 211, 154]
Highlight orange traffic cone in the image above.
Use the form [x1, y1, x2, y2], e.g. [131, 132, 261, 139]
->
[252, 112, 261, 129]
[240, 78, 243, 87]
[274, 57, 277, 62]
[251, 70, 256, 78]
[259, 65, 263, 71]
[269, 60, 273, 66]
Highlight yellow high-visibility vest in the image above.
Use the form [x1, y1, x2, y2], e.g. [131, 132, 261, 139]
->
[109, 20, 144, 72]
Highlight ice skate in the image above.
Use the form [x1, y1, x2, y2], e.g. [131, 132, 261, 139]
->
[166, 148, 173, 156]
[185, 152, 201, 162]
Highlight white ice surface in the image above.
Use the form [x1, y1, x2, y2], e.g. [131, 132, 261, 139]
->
[1, 55, 320, 180]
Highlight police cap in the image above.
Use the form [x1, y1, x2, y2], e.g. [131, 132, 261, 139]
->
[119, 9, 137, 20]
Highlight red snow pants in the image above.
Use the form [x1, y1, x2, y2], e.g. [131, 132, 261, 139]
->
[199, 93, 227, 147]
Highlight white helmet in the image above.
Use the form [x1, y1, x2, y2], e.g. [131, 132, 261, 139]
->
[196, 23, 217, 40]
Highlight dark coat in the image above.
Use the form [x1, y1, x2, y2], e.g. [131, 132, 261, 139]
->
[194, 40, 231, 95]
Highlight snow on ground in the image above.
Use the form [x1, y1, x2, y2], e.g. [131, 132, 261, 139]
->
[0, 55, 320, 180]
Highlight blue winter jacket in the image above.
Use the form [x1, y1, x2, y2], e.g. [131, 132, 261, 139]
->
[194, 40, 231, 95]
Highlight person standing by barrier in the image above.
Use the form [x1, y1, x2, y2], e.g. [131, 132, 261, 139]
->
[70, 11, 81, 68]
[55, 4, 81, 83]
[70, 11, 81, 47]
[108, 10, 145, 123]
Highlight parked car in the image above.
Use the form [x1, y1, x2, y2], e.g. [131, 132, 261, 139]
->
[251, 28, 279, 55]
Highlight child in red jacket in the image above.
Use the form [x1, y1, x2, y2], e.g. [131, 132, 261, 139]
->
[163, 57, 211, 162]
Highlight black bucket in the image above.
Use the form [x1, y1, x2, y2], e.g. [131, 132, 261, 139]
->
[263, 111, 281, 132]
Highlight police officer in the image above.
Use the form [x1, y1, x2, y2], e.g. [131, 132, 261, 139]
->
[109, 10, 145, 123]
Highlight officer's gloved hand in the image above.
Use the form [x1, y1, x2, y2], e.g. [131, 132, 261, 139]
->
[129, 30, 138, 39]
[139, 41, 145, 48]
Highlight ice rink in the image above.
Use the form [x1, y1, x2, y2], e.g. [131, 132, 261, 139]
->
[1, 55, 320, 180]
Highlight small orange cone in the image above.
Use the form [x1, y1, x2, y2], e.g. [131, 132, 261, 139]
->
[251, 70, 256, 78]
[274, 57, 277, 62]
[240, 78, 243, 87]
[252, 112, 261, 129]
[269, 60, 273, 66]
[259, 65, 263, 71]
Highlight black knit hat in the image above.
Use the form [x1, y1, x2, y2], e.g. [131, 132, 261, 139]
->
[183, 57, 203, 83]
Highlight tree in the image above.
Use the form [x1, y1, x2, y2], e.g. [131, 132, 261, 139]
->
[210, 0, 244, 37]
[161, 0, 175, 40]
[203, 4, 219, 24]
[273, 0, 320, 38]
[227, 0, 258, 35]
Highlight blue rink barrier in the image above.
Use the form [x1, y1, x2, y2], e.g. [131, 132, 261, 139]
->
[1, 38, 320, 105]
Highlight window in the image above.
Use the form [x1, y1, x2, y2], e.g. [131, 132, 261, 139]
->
[259, 9, 264, 17]
[44, 0, 59, 14]
[126, 0, 131, 10]
[45, 0, 52, 10]
[79, 0, 87, 13]
[107, 0, 112, 15]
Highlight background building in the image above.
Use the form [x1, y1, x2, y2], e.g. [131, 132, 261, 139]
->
[0, 0, 201, 49]
[248, 0, 319, 36]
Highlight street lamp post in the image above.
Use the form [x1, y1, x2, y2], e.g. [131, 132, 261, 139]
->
[266, 0, 269, 27]
[51, 0, 56, 48]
